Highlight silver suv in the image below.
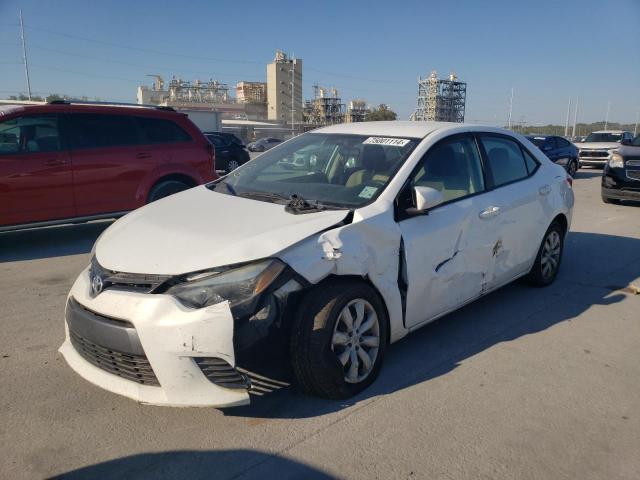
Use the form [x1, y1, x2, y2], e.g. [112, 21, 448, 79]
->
[578, 130, 635, 168]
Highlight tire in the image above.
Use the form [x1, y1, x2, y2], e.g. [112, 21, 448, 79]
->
[147, 180, 191, 203]
[226, 159, 241, 172]
[526, 222, 565, 287]
[602, 195, 621, 205]
[290, 280, 388, 399]
[567, 159, 578, 177]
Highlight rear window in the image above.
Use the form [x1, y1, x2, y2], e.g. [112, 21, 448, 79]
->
[69, 114, 140, 149]
[481, 136, 530, 187]
[137, 117, 192, 144]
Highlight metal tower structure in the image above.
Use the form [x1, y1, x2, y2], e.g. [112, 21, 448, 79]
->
[413, 71, 466, 122]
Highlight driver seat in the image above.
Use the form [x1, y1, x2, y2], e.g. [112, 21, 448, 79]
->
[345, 145, 390, 187]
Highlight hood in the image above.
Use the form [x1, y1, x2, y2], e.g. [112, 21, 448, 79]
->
[95, 186, 350, 275]
[578, 142, 620, 150]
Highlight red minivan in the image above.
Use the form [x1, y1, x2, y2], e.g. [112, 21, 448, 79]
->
[0, 101, 216, 231]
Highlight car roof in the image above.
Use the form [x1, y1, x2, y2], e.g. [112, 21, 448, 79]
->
[315, 120, 481, 139]
[0, 102, 183, 119]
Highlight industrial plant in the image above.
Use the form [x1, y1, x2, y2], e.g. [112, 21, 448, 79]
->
[412, 71, 467, 123]
[134, 50, 378, 138]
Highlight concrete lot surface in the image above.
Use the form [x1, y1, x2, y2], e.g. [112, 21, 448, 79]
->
[1, 171, 639, 479]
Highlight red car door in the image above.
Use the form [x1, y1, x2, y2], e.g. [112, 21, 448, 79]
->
[67, 113, 150, 216]
[0, 113, 74, 227]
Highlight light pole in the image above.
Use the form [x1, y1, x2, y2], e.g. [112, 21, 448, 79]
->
[19, 9, 32, 100]
[507, 87, 514, 129]
[604, 101, 611, 130]
[572, 96, 579, 138]
[564, 97, 572, 137]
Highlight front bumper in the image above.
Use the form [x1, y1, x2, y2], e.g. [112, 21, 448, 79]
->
[602, 165, 640, 201]
[59, 267, 250, 407]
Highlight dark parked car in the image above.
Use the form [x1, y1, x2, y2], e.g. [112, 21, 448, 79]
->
[203, 132, 250, 173]
[247, 137, 281, 152]
[601, 135, 640, 204]
[0, 101, 216, 231]
[526, 135, 579, 176]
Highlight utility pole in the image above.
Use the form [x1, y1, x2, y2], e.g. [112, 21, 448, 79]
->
[635, 111, 639, 136]
[19, 9, 32, 100]
[290, 58, 295, 138]
[572, 96, 579, 138]
[604, 101, 611, 130]
[507, 87, 514, 129]
[564, 97, 572, 137]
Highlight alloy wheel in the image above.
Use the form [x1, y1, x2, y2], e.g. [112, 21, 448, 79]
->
[227, 160, 240, 172]
[331, 299, 380, 384]
[541, 230, 561, 280]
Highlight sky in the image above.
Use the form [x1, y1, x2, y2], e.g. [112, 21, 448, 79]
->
[1, 0, 639, 126]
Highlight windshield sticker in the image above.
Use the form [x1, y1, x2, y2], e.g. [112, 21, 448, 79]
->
[358, 186, 379, 199]
[363, 137, 410, 147]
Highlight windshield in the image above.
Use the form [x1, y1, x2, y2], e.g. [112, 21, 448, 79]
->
[208, 132, 419, 208]
[585, 132, 622, 143]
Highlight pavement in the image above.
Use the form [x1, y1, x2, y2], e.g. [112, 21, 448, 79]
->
[1, 170, 639, 480]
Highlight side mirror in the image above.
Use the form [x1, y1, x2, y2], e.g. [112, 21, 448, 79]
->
[621, 138, 632, 146]
[413, 186, 444, 212]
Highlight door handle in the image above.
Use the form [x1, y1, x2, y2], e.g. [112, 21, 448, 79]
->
[479, 206, 500, 219]
[538, 184, 551, 196]
[45, 159, 66, 166]
[136, 152, 152, 159]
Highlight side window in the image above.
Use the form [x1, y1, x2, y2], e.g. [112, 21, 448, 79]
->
[206, 136, 224, 147]
[556, 137, 570, 148]
[0, 115, 61, 154]
[523, 149, 539, 174]
[480, 136, 529, 187]
[70, 114, 140, 149]
[137, 117, 192, 144]
[411, 136, 485, 203]
[543, 138, 556, 150]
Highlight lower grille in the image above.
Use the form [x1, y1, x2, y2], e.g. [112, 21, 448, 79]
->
[626, 170, 640, 181]
[195, 357, 249, 390]
[70, 330, 160, 386]
[580, 150, 608, 158]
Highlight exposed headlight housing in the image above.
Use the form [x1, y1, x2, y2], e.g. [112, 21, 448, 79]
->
[609, 153, 624, 168]
[165, 259, 286, 312]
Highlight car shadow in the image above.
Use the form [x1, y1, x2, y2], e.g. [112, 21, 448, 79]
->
[0, 221, 113, 262]
[224, 231, 639, 420]
[573, 169, 602, 179]
[49, 449, 335, 480]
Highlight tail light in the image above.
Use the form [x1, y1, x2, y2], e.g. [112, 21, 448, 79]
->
[206, 143, 216, 174]
[566, 175, 573, 187]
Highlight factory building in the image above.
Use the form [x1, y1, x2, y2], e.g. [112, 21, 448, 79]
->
[303, 86, 345, 126]
[412, 71, 466, 123]
[267, 50, 303, 125]
[345, 99, 369, 123]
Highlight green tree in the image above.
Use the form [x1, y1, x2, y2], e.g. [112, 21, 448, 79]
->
[365, 104, 397, 121]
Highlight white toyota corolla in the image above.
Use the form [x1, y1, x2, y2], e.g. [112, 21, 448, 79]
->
[60, 121, 574, 407]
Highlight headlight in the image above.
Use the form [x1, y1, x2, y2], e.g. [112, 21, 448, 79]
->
[609, 153, 624, 168]
[166, 259, 286, 310]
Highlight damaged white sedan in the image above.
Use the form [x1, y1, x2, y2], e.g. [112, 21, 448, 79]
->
[59, 121, 574, 407]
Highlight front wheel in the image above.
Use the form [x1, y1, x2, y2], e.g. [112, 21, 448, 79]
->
[226, 159, 241, 172]
[290, 280, 388, 399]
[526, 222, 565, 286]
[567, 159, 578, 177]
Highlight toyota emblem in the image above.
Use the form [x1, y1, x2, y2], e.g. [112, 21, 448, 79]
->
[90, 272, 104, 296]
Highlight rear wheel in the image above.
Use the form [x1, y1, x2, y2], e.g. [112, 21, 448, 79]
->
[147, 180, 191, 203]
[290, 280, 388, 399]
[526, 222, 564, 287]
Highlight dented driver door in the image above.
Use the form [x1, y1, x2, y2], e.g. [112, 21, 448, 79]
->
[399, 193, 498, 329]
[397, 134, 499, 329]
